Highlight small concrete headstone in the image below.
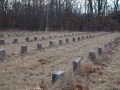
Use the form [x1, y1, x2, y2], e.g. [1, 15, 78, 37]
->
[34, 37, 37, 41]
[0, 40, 5, 45]
[59, 40, 63, 45]
[109, 42, 112, 48]
[73, 38, 75, 42]
[72, 34, 74, 36]
[49, 36, 51, 39]
[86, 36, 88, 38]
[98, 46, 102, 55]
[13, 38, 18, 43]
[111, 40, 114, 46]
[0, 34, 3, 37]
[78, 37, 80, 40]
[54, 35, 57, 38]
[0, 49, 6, 60]
[21, 45, 27, 54]
[66, 38, 69, 43]
[82, 36, 84, 39]
[52, 71, 65, 84]
[89, 51, 95, 61]
[89, 35, 91, 38]
[8, 34, 11, 37]
[37, 43, 42, 49]
[49, 41, 54, 46]
[26, 37, 29, 42]
[73, 58, 81, 71]
[42, 37, 45, 40]
[105, 44, 108, 49]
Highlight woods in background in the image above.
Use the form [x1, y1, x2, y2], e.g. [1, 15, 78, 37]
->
[0, 0, 120, 31]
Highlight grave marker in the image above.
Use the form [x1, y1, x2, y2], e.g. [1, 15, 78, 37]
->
[52, 71, 65, 84]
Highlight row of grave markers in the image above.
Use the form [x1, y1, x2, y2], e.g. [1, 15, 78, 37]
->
[0, 31, 92, 43]
[0, 32, 110, 45]
[0, 32, 111, 60]
[51, 36, 120, 84]
[0, 31, 95, 38]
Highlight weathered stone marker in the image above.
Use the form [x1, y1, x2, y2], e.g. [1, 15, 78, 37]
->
[54, 35, 57, 38]
[66, 38, 69, 43]
[0, 40, 5, 45]
[82, 36, 84, 39]
[8, 34, 11, 37]
[49, 41, 54, 46]
[26, 37, 29, 42]
[0, 34, 3, 37]
[111, 40, 114, 46]
[73, 38, 75, 42]
[105, 44, 108, 49]
[21, 45, 27, 54]
[73, 58, 81, 71]
[78, 37, 80, 40]
[52, 71, 65, 84]
[89, 51, 95, 61]
[98, 46, 102, 55]
[59, 40, 63, 45]
[72, 34, 74, 36]
[49, 36, 51, 39]
[0, 49, 6, 60]
[34, 37, 37, 41]
[13, 38, 18, 43]
[37, 43, 42, 49]
[109, 42, 112, 48]
[89, 35, 91, 38]
[42, 37, 45, 40]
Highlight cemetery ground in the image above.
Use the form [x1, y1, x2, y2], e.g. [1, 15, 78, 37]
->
[0, 31, 120, 90]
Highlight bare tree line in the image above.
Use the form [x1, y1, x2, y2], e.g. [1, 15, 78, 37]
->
[0, 0, 120, 31]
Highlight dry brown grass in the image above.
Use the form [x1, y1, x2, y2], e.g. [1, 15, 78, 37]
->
[0, 31, 120, 90]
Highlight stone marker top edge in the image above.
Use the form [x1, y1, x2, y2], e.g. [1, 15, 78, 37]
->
[89, 51, 95, 52]
[73, 58, 81, 62]
[22, 45, 27, 46]
[53, 71, 65, 74]
[98, 46, 102, 48]
[0, 49, 5, 50]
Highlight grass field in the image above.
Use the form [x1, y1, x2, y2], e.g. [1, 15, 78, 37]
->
[0, 31, 119, 90]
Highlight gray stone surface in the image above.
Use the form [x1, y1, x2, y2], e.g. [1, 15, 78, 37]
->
[52, 71, 65, 84]
[105, 44, 108, 49]
[37, 43, 42, 49]
[66, 38, 69, 43]
[26, 37, 29, 42]
[13, 38, 18, 43]
[49, 41, 54, 46]
[109, 42, 112, 48]
[0, 34, 3, 37]
[21, 45, 27, 54]
[89, 51, 95, 61]
[42, 37, 45, 40]
[73, 58, 81, 71]
[73, 38, 75, 42]
[82, 36, 84, 39]
[0, 40, 5, 45]
[0, 49, 6, 60]
[59, 40, 63, 45]
[34, 37, 37, 41]
[98, 46, 102, 55]
[49, 36, 51, 39]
